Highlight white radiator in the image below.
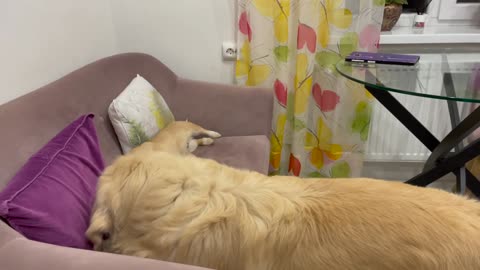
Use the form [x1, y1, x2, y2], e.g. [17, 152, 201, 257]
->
[364, 54, 474, 162]
[365, 95, 451, 162]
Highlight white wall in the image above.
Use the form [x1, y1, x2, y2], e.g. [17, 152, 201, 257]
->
[0, 0, 118, 104]
[109, 0, 236, 84]
[0, 0, 237, 105]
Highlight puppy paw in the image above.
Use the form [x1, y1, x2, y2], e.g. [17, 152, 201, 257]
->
[198, 137, 214, 146]
[205, 130, 221, 138]
[187, 139, 199, 152]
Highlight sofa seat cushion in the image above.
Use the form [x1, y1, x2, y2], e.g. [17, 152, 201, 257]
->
[193, 135, 270, 174]
[0, 220, 23, 248]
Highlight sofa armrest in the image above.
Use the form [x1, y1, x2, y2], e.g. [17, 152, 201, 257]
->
[170, 78, 273, 137]
[1, 238, 211, 270]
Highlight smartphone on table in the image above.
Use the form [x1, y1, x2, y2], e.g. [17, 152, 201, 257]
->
[345, 52, 420, 66]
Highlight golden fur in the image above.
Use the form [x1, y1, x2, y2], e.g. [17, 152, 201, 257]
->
[87, 121, 480, 270]
[129, 121, 221, 156]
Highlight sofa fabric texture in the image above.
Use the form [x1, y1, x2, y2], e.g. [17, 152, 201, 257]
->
[0, 53, 272, 191]
[194, 135, 270, 174]
[0, 53, 273, 270]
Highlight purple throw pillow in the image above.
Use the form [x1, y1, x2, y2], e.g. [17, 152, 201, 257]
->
[0, 114, 104, 249]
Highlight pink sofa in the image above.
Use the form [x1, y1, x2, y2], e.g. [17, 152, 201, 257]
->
[0, 53, 273, 270]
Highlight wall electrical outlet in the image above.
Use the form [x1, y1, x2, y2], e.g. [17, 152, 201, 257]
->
[222, 41, 237, 60]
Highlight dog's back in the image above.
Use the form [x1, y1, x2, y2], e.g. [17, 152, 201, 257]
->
[89, 149, 480, 270]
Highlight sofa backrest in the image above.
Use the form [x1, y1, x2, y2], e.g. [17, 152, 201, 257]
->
[0, 53, 177, 189]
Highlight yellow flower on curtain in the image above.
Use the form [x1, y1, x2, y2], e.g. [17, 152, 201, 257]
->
[317, 0, 353, 48]
[235, 40, 271, 86]
[270, 113, 287, 170]
[252, 0, 290, 43]
[305, 117, 343, 169]
[294, 53, 312, 115]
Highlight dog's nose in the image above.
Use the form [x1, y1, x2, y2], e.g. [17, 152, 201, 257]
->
[102, 232, 111, 241]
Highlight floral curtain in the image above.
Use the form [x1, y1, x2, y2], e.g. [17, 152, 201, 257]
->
[235, 0, 384, 177]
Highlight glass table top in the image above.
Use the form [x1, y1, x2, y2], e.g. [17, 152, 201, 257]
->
[336, 56, 480, 103]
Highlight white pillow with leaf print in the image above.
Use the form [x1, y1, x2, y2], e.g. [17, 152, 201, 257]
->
[108, 74, 175, 154]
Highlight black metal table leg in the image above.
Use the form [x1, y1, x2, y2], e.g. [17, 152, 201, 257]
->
[406, 137, 480, 187]
[428, 73, 471, 194]
[365, 85, 440, 151]
[423, 95, 480, 171]
[365, 85, 480, 198]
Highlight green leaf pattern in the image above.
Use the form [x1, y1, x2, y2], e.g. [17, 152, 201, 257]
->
[331, 161, 352, 178]
[294, 118, 306, 131]
[127, 119, 150, 147]
[352, 101, 372, 141]
[274, 46, 289, 62]
[339, 32, 359, 57]
[315, 51, 342, 73]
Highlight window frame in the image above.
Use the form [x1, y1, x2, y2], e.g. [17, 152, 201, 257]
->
[396, 0, 479, 26]
[437, 0, 480, 20]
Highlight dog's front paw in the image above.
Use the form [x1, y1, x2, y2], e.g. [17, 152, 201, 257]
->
[198, 137, 215, 146]
[205, 130, 221, 138]
[187, 139, 199, 152]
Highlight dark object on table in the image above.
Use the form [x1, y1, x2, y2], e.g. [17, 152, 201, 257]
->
[346, 52, 420, 66]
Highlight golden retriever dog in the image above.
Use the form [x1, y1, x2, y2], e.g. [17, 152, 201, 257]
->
[87, 121, 480, 270]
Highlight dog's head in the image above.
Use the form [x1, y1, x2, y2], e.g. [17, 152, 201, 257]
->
[86, 207, 113, 251]
[86, 157, 148, 252]
[85, 166, 118, 252]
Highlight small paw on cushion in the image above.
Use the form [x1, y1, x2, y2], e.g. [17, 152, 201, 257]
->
[109, 74, 175, 153]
